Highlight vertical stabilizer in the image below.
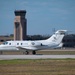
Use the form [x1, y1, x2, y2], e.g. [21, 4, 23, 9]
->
[46, 30, 67, 44]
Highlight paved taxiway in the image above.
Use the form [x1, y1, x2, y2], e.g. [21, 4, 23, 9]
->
[0, 55, 75, 60]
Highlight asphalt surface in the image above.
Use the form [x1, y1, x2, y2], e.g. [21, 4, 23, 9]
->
[0, 55, 75, 60]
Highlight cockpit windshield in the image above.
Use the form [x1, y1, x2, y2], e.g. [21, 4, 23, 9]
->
[3, 42, 8, 45]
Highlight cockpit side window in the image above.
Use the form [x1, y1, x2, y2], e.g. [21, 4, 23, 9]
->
[3, 42, 8, 45]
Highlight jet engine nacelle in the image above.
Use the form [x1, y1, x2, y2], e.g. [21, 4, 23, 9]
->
[28, 42, 42, 47]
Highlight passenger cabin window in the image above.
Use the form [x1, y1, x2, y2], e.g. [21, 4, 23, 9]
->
[17, 43, 19, 45]
[9, 43, 11, 45]
[21, 43, 22, 45]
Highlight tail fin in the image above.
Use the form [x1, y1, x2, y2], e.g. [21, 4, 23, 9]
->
[46, 30, 67, 44]
[57, 43, 63, 48]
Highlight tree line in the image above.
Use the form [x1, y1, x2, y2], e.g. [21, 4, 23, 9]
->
[26, 35, 50, 40]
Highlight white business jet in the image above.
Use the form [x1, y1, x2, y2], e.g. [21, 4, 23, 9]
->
[0, 30, 67, 54]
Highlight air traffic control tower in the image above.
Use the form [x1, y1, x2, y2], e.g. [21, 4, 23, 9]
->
[14, 10, 27, 40]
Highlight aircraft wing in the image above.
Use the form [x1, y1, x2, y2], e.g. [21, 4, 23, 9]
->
[16, 46, 40, 51]
[16, 46, 31, 51]
[16, 44, 47, 51]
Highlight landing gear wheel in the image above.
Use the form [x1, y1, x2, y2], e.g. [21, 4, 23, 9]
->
[26, 51, 29, 55]
[23, 51, 29, 55]
[32, 51, 36, 55]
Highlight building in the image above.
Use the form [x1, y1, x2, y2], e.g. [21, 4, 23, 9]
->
[63, 34, 75, 47]
[0, 36, 13, 44]
[14, 10, 27, 40]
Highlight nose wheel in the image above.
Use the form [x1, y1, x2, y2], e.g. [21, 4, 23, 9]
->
[23, 51, 29, 55]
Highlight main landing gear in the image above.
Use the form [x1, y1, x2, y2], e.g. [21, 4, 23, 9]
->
[32, 51, 36, 55]
[24, 51, 36, 55]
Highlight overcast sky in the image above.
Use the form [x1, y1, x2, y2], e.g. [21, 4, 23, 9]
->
[0, 0, 75, 35]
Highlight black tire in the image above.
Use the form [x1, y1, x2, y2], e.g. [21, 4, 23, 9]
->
[32, 51, 36, 55]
